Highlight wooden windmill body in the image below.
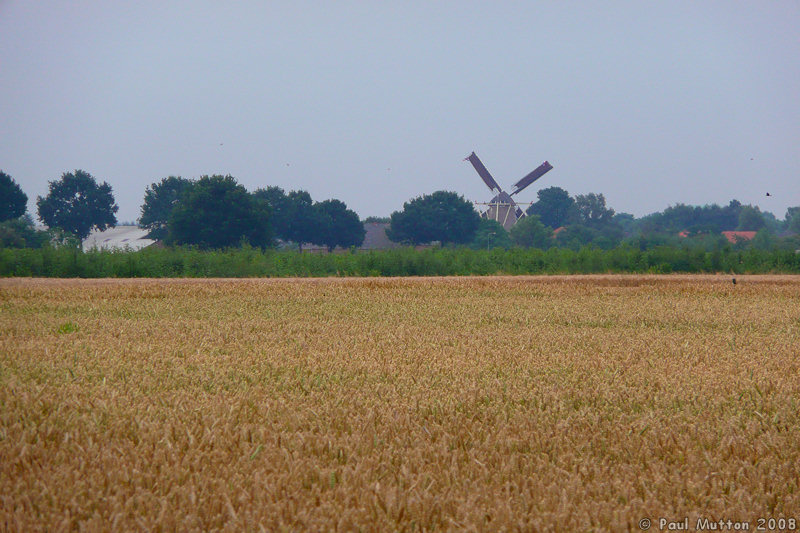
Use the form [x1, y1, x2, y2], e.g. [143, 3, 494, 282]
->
[465, 152, 553, 230]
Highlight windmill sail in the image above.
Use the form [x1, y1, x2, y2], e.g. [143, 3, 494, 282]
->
[466, 152, 502, 193]
[509, 161, 553, 196]
[466, 150, 554, 229]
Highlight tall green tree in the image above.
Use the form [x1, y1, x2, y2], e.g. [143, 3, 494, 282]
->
[569, 192, 624, 246]
[387, 191, 480, 245]
[166, 175, 271, 249]
[614, 212, 636, 234]
[36, 170, 118, 241]
[509, 214, 553, 248]
[0, 214, 49, 249]
[723, 200, 743, 229]
[787, 207, 800, 234]
[638, 200, 744, 234]
[470, 219, 512, 249]
[574, 193, 615, 228]
[750, 228, 776, 250]
[313, 199, 365, 251]
[284, 190, 321, 249]
[760, 210, 781, 234]
[526, 186, 575, 229]
[0, 171, 29, 222]
[253, 186, 293, 241]
[253, 188, 331, 249]
[139, 176, 195, 240]
[554, 224, 605, 250]
[736, 205, 766, 231]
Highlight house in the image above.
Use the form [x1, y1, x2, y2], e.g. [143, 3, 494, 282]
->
[721, 231, 757, 244]
[361, 222, 401, 250]
[279, 222, 401, 252]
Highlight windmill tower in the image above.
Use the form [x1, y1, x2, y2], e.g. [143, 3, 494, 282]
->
[465, 152, 553, 230]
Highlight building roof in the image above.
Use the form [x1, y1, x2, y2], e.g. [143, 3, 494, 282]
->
[721, 230, 757, 243]
[361, 222, 401, 250]
[83, 225, 155, 251]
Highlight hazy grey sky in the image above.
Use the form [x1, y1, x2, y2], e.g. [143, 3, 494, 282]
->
[2, 1, 798, 223]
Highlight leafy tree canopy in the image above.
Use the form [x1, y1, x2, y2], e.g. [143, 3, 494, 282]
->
[750, 228, 776, 250]
[36, 169, 118, 241]
[509, 214, 553, 249]
[787, 207, 800, 234]
[760, 210, 781, 234]
[737, 205, 766, 231]
[0, 171, 28, 222]
[284, 190, 321, 248]
[139, 176, 195, 240]
[387, 191, 480, 245]
[614, 212, 636, 235]
[0, 214, 49, 249]
[526, 186, 575, 229]
[313, 199, 366, 251]
[253, 186, 293, 240]
[254, 188, 364, 250]
[166, 175, 271, 249]
[363, 216, 390, 224]
[574, 193, 615, 228]
[471, 219, 512, 249]
[638, 200, 743, 234]
[554, 224, 606, 250]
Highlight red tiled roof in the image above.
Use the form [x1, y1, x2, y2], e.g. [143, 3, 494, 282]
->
[722, 231, 757, 243]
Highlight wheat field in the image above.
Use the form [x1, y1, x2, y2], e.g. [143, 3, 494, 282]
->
[1, 276, 799, 531]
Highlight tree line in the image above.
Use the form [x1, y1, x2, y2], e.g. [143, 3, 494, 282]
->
[384, 186, 800, 252]
[1, 170, 364, 251]
[139, 175, 364, 251]
[2, 168, 799, 253]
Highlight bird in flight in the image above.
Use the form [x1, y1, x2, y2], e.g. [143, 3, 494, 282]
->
[766, 192, 771, 197]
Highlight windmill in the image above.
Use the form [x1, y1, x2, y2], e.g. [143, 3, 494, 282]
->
[465, 152, 553, 230]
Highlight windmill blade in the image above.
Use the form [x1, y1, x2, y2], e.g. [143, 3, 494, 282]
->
[465, 152, 502, 193]
[509, 161, 553, 196]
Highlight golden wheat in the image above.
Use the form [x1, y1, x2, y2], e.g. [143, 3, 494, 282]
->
[1, 275, 799, 531]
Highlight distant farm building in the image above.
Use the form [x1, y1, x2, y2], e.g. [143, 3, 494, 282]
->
[361, 222, 401, 250]
[82, 226, 155, 252]
[721, 231, 757, 244]
[676, 230, 758, 244]
[83, 222, 404, 252]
